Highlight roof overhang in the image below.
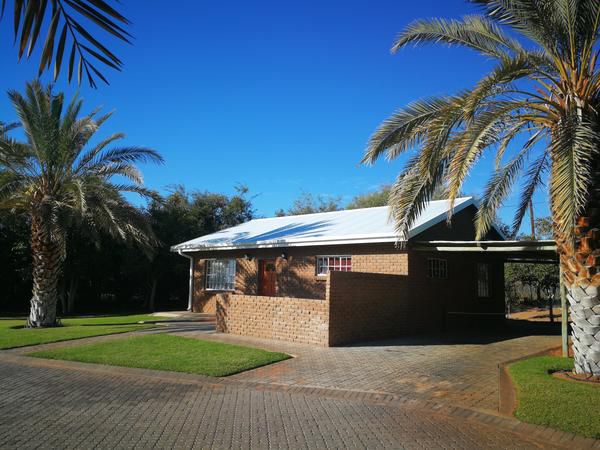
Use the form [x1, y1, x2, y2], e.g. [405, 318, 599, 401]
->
[171, 234, 401, 253]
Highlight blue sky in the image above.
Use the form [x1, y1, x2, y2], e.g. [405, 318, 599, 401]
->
[0, 0, 549, 228]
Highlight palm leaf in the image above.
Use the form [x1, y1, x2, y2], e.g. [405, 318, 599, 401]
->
[475, 145, 530, 239]
[511, 151, 549, 237]
[392, 15, 523, 58]
[5, 0, 131, 87]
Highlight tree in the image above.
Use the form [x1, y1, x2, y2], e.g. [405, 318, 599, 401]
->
[276, 192, 342, 216]
[146, 185, 254, 311]
[347, 185, 391, 209]
[534, 217, 554, 240]
[0, 80, 162, 327]
[2, 0, 131, 87]
[362, 0, 600, 375]
[505, 262, 559, 322]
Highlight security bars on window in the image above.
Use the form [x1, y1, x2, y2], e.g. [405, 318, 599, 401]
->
[427, 258, 447, 279]
[316, 256, 352, 275]
[477, 263, 490, 298]
[205, 259, 236, 290]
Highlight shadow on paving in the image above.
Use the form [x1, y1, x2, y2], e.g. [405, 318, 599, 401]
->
[344, 320, 560, 347]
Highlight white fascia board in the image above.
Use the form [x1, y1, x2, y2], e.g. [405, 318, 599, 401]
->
[171, 234, 401, 253]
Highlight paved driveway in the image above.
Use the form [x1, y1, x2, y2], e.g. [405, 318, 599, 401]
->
[1, 323, 584, 449]
[0, 354, 569, 449]
[179, 329, 560, 412]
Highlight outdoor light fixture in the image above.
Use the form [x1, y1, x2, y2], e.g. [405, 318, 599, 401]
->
[244, 253, 253, 261]
[280, 252, 288, 260]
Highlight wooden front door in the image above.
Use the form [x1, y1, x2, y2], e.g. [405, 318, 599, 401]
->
[258, 259, 277, 296]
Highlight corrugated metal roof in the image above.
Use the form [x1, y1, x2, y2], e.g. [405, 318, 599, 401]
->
[171, 197, 477, 252]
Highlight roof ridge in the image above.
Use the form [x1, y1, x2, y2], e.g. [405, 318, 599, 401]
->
[251, 196, 473, 221]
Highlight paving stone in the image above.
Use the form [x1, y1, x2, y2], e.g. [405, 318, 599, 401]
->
[179, 330, 560, 411]
[0, 355, 568, 450]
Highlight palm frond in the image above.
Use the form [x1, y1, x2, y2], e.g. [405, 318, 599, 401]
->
[475, 145, 530, 239]
[446, 101, 522, 206]
[549, 114, 598, 239]
[363, 94, 465, 164]
[511, 151, 549, 237]
[469, 0, 567, 57]
[0, 80, 163, 252]
[392, 15, 523, 58]
[464, 52, 543, 116]
[6, 0, 132, 87]
[73, 131, 124, 172]
[388, 155, 448, 241]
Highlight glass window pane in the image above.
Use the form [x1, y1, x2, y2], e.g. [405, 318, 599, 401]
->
[316, 256, 352, 275]
[205, 259, 236, 290]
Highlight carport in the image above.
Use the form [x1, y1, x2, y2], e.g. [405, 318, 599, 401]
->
[412, 239, 565, 350]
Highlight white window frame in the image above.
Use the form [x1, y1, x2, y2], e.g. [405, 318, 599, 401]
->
[427, 258, 448, 279]
[205, 259, 236, 291]
[477, 262, 491, 298]
[316, 255, 352, 276]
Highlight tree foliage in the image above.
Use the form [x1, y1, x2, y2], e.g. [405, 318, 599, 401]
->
[0, 80, 162, 323]
[2, 0, 131, 87]
[363, 0, 600, 242]
[347, 185, 391, 209]
[276, 192, 342, 216]
[0, 185, 255, 314]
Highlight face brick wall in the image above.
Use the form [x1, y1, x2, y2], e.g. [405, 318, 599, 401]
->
[327, 271, 423, 345]
[189, 244, 409, 313]
[189, 243, 505, 345]
[216, 293, 329, 346]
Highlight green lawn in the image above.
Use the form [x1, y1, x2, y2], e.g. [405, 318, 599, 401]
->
[0, 314, 163, 350]
[29, 334, 291, 377]
[509, 356, 600, 439]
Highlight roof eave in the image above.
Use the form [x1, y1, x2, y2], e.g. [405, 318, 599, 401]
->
[170, 234, 402, 253]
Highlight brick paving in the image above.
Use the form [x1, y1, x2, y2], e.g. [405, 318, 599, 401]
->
[179, 330, 560, 411]
[0, 355, 571, 449]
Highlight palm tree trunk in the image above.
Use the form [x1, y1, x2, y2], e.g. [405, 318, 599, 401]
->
[558, 216, 600, 375]
[27, 214, 62, 328]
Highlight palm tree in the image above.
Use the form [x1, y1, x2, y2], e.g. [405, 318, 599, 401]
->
[0, 80, 163, 327]
[2, 0, 130, 87]
[363, 0, 600, 375]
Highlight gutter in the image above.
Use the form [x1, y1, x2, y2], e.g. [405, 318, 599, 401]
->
[177, 250, 194, 311]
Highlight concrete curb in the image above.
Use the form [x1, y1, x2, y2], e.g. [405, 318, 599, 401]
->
[497, 345, 563, 416]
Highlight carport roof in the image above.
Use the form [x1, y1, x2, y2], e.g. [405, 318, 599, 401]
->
[412, 240, 558, 262]
[172, 197, 489, 252]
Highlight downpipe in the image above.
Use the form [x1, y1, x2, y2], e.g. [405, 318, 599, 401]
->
[177, 250, 194, 311]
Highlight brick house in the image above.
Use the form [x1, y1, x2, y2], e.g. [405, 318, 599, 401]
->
[172, 197, 554, 346]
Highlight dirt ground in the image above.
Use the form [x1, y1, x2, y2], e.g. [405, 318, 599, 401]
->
[509, 307, 564, 322]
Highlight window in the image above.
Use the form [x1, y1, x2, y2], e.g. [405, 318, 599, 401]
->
[427, 258, 447, 279]
[477, 263, 490, 298]
[316, 256, 352, 276]
[205, 259, 236, 291]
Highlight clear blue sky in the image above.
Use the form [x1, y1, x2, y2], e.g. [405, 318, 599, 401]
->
[0, 0, 549, 228]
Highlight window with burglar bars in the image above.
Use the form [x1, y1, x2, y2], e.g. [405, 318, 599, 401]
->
[477, 263, 490, 298]
[427, 258, 447, 279]
[316, 256, 352, 276]
[205, 259, 236, 291]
